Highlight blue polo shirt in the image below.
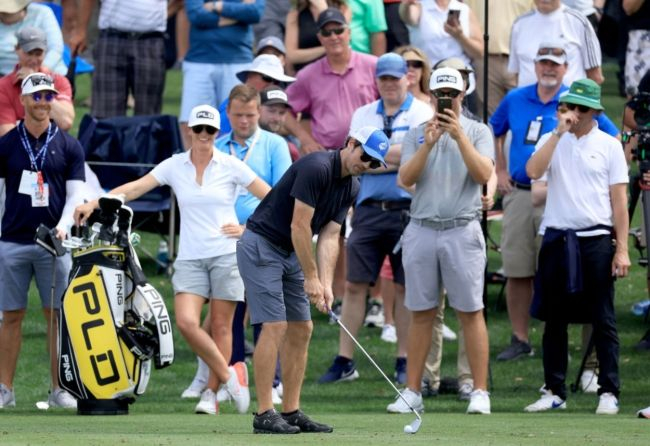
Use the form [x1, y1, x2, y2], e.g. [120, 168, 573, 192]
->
[0, 122, 85, 244]
[215, 128, 292, 223]
[355, 93, 413, 204]
[247, 150, 359, 252]
[490, 84, 619, 185]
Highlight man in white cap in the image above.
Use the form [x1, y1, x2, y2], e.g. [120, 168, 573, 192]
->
[0, 27, 74, 137]
[0, 72, 85, 410]
[392, 67, 494, 415]
[237, 126, 389, 433]
[217, 54, 295, 135]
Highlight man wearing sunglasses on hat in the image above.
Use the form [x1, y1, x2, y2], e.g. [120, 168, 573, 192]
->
[237, 126, 389, 433]
[395, 67, 494, 415]
[0, 27, 74, 138]
[524, 78, 629, 415]
[318, 53, 432, 387]
[0, 72, 85, 410]
[491, 39, 619, 366]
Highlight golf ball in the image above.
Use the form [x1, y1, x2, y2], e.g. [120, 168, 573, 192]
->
[404, 425, 414, 434]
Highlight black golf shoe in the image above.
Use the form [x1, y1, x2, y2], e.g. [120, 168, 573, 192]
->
[253, 409, 300, 434]
[282, 410, 333, 433]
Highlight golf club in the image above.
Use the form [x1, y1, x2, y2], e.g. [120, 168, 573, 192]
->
[328, 309, 422, 434]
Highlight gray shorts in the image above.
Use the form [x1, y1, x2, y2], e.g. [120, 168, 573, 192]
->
[0, 240, 71, 311]
[236, 230, 311, 325]
[500, 189, 543, 278]
[171, 252, 244, 301]
[402, 220, 485, 313]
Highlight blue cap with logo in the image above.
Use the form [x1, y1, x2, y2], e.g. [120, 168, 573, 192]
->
[376, 53, 407, 78]
[350, 126, 389, 166]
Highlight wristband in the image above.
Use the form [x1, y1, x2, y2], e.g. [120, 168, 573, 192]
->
[551, 128, 563, 137]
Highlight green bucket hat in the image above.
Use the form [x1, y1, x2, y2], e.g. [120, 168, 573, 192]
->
[559, 78, 604, 111]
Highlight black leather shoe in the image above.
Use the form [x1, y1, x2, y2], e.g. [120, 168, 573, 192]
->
[253, 409, 300, 434]
[282, 410, 333, 433]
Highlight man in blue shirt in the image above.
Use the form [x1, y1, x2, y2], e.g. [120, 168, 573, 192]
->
[0, 73, 85, 410]
[490, 39, 619, 363]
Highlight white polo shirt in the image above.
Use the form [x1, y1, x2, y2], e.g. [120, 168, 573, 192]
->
[535, 124, 628, 235]
[509, 5, 602, 87]
[150, 149, 257, 260]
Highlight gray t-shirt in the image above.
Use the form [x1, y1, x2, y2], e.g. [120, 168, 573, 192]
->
[401, 115, 494, 221]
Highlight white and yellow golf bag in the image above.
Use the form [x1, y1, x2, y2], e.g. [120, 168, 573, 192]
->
[58, 196, 174, 414]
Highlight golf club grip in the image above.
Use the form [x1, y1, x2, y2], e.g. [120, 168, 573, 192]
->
[329, 310, 422, 420]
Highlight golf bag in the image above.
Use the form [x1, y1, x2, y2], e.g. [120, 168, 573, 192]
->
[58, 196, 174, 414]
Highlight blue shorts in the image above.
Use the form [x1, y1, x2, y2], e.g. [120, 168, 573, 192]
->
[346, 205, 406, 286]
[236, 230, 311, 325]
[179, 60, 249, 122]
[0, 241, 71, 311]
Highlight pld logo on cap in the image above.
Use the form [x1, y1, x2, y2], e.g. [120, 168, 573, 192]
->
[197, 111, 214, 120]
[267, 90, 287, 101]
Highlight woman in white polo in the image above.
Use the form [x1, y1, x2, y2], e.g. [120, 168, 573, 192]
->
[74, 105, 270, 415]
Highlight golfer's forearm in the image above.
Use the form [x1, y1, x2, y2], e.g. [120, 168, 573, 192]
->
[291, 224, 318, 280]
[316, 230, 339, 289]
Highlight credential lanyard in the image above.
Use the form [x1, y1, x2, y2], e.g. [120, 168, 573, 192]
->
[18, 122, 58, 193]
[229, 128, 261, 163]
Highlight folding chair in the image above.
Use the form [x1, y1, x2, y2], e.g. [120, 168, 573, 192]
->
[77, 114, 184, 270]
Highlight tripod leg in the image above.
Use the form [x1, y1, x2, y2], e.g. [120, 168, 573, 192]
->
[570, 330, 595, 393]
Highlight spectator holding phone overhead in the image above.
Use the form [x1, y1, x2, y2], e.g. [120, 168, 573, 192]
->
[390, 67, 494, 416]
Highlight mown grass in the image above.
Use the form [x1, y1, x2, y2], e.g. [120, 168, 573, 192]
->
[3, 63, 649, 443]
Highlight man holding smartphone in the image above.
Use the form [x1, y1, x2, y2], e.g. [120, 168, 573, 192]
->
[391, 67, 494, 415]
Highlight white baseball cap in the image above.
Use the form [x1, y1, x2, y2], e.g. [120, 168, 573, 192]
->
[429, 67, 464, 92]
[236, 54, 296, 84]
[188, 104, 220, 129]
[21, 72, 58, 96]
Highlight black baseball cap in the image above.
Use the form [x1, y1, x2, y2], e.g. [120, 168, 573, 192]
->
[260, 86, 289, 107]
[317, 8, 347, 29]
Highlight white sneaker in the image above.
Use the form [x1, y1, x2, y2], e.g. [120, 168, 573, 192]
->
[181, 378, 207, 399]
[0, 383, 15, 408]
[380, 324, 397, 343]
[271, 385, 283, 405]
[226, 362, 250, 414]
[48, 388, 77, 409]
[524, 391, 566, 412]
[637, 406, 650, 418]
[467, 389, 491, 414]
[386, 388, 424, 414]
[195, 388, 219, 415]
[442, 324, 457, 341]
[364, 301, 384, 327]
[596, 392, 619, 415]
[216, 386, 231, 403]
[580, 369, 599, 394]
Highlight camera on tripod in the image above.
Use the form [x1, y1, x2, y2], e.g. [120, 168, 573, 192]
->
[624, 92, 650, 186]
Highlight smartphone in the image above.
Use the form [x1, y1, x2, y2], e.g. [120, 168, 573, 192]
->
[437, 98, 452, 116]
[447, 9, 460, 26]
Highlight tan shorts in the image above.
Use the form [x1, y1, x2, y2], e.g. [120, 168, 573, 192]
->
[500, 188, 543, 278]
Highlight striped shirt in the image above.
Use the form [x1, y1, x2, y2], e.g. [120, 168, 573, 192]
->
[508, 4, 601, 87]
[98, 0, 167, 32]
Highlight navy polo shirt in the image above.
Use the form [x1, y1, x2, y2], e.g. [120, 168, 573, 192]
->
[490, 83, 619, 185]
[0, 123, 85, 244]
[247, 150, 359, 252]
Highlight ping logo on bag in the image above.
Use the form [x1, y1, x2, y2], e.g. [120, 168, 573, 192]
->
[63, 266, 132, 398]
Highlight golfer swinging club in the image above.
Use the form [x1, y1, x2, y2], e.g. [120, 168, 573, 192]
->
[237, 126, 390, 434]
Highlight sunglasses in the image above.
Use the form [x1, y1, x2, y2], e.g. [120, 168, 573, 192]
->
[191, 125, 218, 135]
[406, 60, 424, 69]
[261, 74, 278, 84]
[432, 89, 461, 99]
[320, 27, 346, 37]
[561, 103, 592, 113]
[31, 92, 55, 102]
[360, 150, 381, 169]
[537, 47, 565, 57]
